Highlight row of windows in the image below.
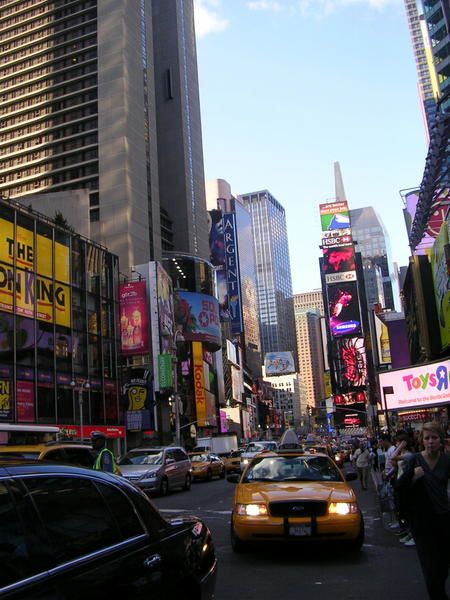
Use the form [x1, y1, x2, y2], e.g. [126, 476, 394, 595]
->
[1, 104, 97, 134]
[0, 89, 97, 121]
[0, 160, 98, 186]
[0, 18, 95, 55]
[0, 119, 96, 151]
[2, 173, 98, 197]
[0, 8, 96, 42]
[0, 60, 96, 92]
[0, 74, 96, 106]
[0, 132, 97, 160]
[0, 149, 98, 181]
[0, 43, 96, 80]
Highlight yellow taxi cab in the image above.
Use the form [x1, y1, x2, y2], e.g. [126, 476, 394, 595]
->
[189, 452, 226, 481]
[222, 450, 241, 474]
[227, 434, 363, 553]
[0, 442, 96, 468]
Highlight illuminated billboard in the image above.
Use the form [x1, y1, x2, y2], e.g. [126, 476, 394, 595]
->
[327, 282, 361, 337]
[223, 213, 243, 334]
[208, 209, 230, 321]
[379, 360, 450, 411]
[0, 217, 71, 327]
[119, 281, 150, 356]
[193, 341, 207, 426]
[156, 262, 174, 354]
[319, 201, 350, 232]
[337, 337, 367, 388]
[264, 352, 295, 376]
[323, 245, 356, 284]
[431, 222, 450, 351]
[173, 291, 221, 350]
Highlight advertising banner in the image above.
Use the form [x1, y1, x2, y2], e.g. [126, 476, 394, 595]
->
[336, 337, 367, 388]
[158, 353, 173, 389]
[223, 213, 243, 334]
[0, 217, 71, 327]
[173, 291, 221, 350]
[156, 262, 174, 354]
[264, 352, 295, 375]
[327, 281, 361, 337]
[319, 201, 350, 232]
[323, 244, 356, 284]
[58, 424, 126, 439]
[193, 341, 207, 427]
[374, 314, 391, 365]
[379, 359, 450, 411]
[431, 222, 450, 351]
[208, 209, 230, 321]
[322, 228, 353, 247]
[119, 281, 150, 356]
[123, 367, 153, 431]
[16, 381, 34, 422]
[0, 379, 12, 420]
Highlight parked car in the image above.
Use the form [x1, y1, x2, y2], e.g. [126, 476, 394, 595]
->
[189, 452, 226, 481]
[0, 459, 217, 599]
[240, 440, 279, 472]
[0, 442, 96, 468]
[228, 447, 363, 553]
[117, 446, 192, 496]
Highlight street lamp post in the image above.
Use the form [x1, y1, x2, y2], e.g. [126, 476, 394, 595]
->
[70, 380, 90, 443]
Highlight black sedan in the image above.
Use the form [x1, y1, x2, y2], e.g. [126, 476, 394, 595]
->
[0, 459, 217, 599]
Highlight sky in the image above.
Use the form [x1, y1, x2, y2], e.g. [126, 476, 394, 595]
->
[193, 0, 429, 294]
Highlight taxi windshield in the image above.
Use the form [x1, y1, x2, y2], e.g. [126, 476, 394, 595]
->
[190, 454, 209, 462]
[243, 455, 343, 483]
[245, 442, 276, 453]
[118, 450, 163, 466]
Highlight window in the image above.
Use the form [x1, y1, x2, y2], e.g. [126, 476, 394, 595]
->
[173, 449, 188, 462]
[23, 476, 120, 563]
[96, 482, 144, 539]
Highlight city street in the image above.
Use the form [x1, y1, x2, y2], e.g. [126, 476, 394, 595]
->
[153, 474, 433, 600]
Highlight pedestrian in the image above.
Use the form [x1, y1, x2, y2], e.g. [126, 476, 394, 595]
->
[396, 421, 450, 599]
[353, 442, 371, 490]
[379, 433, 398, 527]
[91, 431, 120, 474]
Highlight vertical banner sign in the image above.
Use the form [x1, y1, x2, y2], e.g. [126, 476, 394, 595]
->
[0, 380, 12, 420]
[208, 209, 230, 321]
[157, 262, 175, 354]
[119, 281, 150, 356]
[223, 213, 243, 334]
[16, 381, 34, 422]
[431, 223, 450, 352]
[192, 341, 207, 427]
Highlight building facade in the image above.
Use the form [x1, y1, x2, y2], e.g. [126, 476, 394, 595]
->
[0, 0, 208, 274]
[238, 189, 297, 362]
[0, 197, 122, 437]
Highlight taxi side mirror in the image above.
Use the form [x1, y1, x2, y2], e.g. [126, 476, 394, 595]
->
[227, 474, 240, 483]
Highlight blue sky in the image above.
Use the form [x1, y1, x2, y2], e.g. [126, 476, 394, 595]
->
[193, 0, 428, 294]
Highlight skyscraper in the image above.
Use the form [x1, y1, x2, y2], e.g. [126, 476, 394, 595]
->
[238, 189, 297, 361]
[293, 292, 326, 412]
[420, 0, 450, 108]
[350, 207, 397, 311]
[404, 0, 440, 136]
[0, 0, 208, 273]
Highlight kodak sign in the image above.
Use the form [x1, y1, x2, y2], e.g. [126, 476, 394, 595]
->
[0, 218, 71, 327]
[192, 341, 206, 427]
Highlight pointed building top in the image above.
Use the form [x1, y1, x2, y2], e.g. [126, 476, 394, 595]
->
[334, 162, 347, 203]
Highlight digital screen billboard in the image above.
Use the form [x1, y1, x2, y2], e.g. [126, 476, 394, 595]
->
[379, 360, 450, 411]
[337, 337, 367, 388]
[319, 201, 350, 232]
[327, 282, 361, 337]
[119, 281, 150, 356]
[323, 245, 356, 284]
[431, 222, 450, 351]
[173, 291, 221, 351]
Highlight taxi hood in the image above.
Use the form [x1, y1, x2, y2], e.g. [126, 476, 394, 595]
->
[236, 481, 355, 504]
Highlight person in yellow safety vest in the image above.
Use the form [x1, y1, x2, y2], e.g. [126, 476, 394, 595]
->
[91, 431, 120, 475]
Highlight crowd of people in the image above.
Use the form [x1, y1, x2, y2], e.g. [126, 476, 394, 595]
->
[348, 422, 450, 600]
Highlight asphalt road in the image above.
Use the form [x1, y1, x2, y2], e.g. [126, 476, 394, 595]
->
[152, 472, 433, 600]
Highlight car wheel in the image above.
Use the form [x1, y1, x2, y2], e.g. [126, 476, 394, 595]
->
[347, 514, 365, 552]
[159, 477, 169, 496]
[230, 522, 248, 553]
[219, 467, 226, 479]
[183, 473, 192, 491]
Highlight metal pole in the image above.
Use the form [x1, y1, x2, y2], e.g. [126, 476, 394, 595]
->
[79, 389, 84, 444]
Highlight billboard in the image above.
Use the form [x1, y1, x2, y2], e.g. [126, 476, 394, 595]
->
[327, 282, 361, 337]
[193, 341, 207, 426]
[173, 291, 221, 350]
[119, 281, 150, 356]
[264, 352, 295, 376]
[319, 201, 350, 232]
[321, 229, 353, 248]
[336, 337, 367, 388]
[323, 245, 356, 284]
[379, 359, 450, 411]
[208, 209, 230, 321]
[123, 367, 153, 431]
[0, 217, 70, 327]
[156, 262, 174, 354]
[223, 213, 243, 334]
[431, 222, 450, 351]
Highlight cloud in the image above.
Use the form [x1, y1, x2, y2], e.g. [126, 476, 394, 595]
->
[247, 0, 401, 16]
[194, 0, 229, 38]
[247, 1, 284, 11]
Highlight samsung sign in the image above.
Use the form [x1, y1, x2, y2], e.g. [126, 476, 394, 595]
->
[223, 213, 243, 334]
[379, 359, 450, 411]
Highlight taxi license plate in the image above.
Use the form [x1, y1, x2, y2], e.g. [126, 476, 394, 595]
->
[289, 524, 311, 536]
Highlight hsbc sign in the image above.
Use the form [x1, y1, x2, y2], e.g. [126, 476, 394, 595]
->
[321, 234, 353, 247]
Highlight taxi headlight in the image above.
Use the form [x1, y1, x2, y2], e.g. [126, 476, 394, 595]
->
[328, 502, 358, 515]
[236, 503, 268, 516]
[335, 454, 341, 461]
[242, 458, 249, 465]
